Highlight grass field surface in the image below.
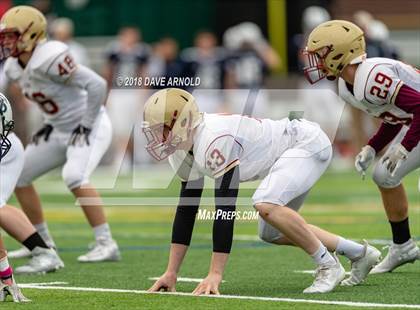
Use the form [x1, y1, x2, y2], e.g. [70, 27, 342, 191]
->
[3, 168, 420, 309]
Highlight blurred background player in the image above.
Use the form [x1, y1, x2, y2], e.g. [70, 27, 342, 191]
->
[223, 22, 280, 117]
[50, 17, 90, 67]
[0, 93, 63, 276]
[181, 30, 227, 113]
[103, 26, 151, 171]
[0, 6, 120, 263]
[303, 20, 420, 274]
[148, 37, 184, 90]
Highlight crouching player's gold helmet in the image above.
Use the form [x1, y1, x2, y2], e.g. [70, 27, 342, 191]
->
[142, 88, 202, 161]
[0, 5, 47, 60]
[303, 20, 366, 84]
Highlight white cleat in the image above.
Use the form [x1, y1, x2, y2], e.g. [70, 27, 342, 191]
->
[341, 241, 381, 286]
[370, 239, 419, 274]
[303, 254, 346, 294]
[14, 247, 64, 275]
[7, 247, 31, 259]
[77, 238, 121, 263]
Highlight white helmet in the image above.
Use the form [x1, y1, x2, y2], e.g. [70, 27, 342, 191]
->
[0, 93, 14, 161]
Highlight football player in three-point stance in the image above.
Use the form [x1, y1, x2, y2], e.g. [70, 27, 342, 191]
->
[0, 6, 120, 263]
[144, 88, 380, 294]
[303, 20, 420, 274]
[0, 93, 62, 300]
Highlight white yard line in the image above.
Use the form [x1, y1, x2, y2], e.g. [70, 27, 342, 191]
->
[19, 283, 420, 308]
[148, 277, 225, 283]
[294, 270, 351, 275]
[21, 282, 68, 286]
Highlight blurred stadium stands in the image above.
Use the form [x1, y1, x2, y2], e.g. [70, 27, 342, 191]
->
[2, 0, 419, 169]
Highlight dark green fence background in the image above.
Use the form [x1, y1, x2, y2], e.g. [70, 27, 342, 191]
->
[13, 0, 214, 47]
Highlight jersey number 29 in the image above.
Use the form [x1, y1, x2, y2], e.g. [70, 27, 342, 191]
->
[369, 72, 392, 99]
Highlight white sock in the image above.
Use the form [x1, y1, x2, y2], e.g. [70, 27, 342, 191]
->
[336, 237, 364, 260]
[34, 222, 56, 248]
[93, 223, 112, 241]
[311, 244, 336, 266]
[0, 256, 9, 272]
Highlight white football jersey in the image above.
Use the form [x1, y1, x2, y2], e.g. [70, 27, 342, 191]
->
[4, 41, 87, 132]
[168, 113, 322, 182]
[339, 57, 420, 125]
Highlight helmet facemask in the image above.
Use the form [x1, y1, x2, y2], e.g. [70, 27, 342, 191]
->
[142, 123, 178, 161]
[0, 29, 21, 60]
[302, 46, 335, 84]
[142, 110, 196, 161]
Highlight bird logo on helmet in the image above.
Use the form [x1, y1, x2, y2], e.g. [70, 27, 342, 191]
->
[0, 5, 47, 60]
[302, 20, 366, 84]
[142, 88, 202, 161]
[0, 93, 14, 162]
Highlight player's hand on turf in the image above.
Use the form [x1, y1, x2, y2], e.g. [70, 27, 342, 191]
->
[0, 278, 31, 303]
[69, 125, 92, 146]
[355, 145, 376, 179]
[382, 143, 408, 177]
[192, 273, 222, 295]
[31, 124, 53, 145]
[148, 271, 177, 292]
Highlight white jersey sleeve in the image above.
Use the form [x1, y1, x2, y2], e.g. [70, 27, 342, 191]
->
[354, 62, 403, 106]
[203, 135, 242, 178]
[42, 52, 77, 83]
[34, 41, 77, 83]
[3, 58, 23, 83]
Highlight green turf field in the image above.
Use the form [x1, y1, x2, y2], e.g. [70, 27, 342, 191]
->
[3, 168, 420, 309]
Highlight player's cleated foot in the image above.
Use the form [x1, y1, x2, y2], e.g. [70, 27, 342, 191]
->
[303, 254, 345, 293]
[14, 247, 64, 275]
[370, 239, 419, 274]
[77, 238, 121, 263]
[7, 247, 31, 259]
[341, 241, 381, 286]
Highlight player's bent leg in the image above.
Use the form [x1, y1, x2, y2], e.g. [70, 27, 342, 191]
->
[256, 203, 320, 254]
[255, 202, 345, 293]
[70, 185, 120, 263]
[370, 147, 420, 273]
[0, 205, 35, 241]
[14, 185, 46, 227]
[63, 112, 120, 263]
[10, 138, 66, 257]
[12, 185, 57, 257]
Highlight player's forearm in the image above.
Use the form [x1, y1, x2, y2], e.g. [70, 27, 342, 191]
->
[213, 166, 239, 253]
[400, 109, 420, 151]
[208, 252, 229, 276]
[368, 122, 402, 153]
[166, 243, 189, 275]
[71, 65, 107, 127]
[394, 84, 420, 152]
